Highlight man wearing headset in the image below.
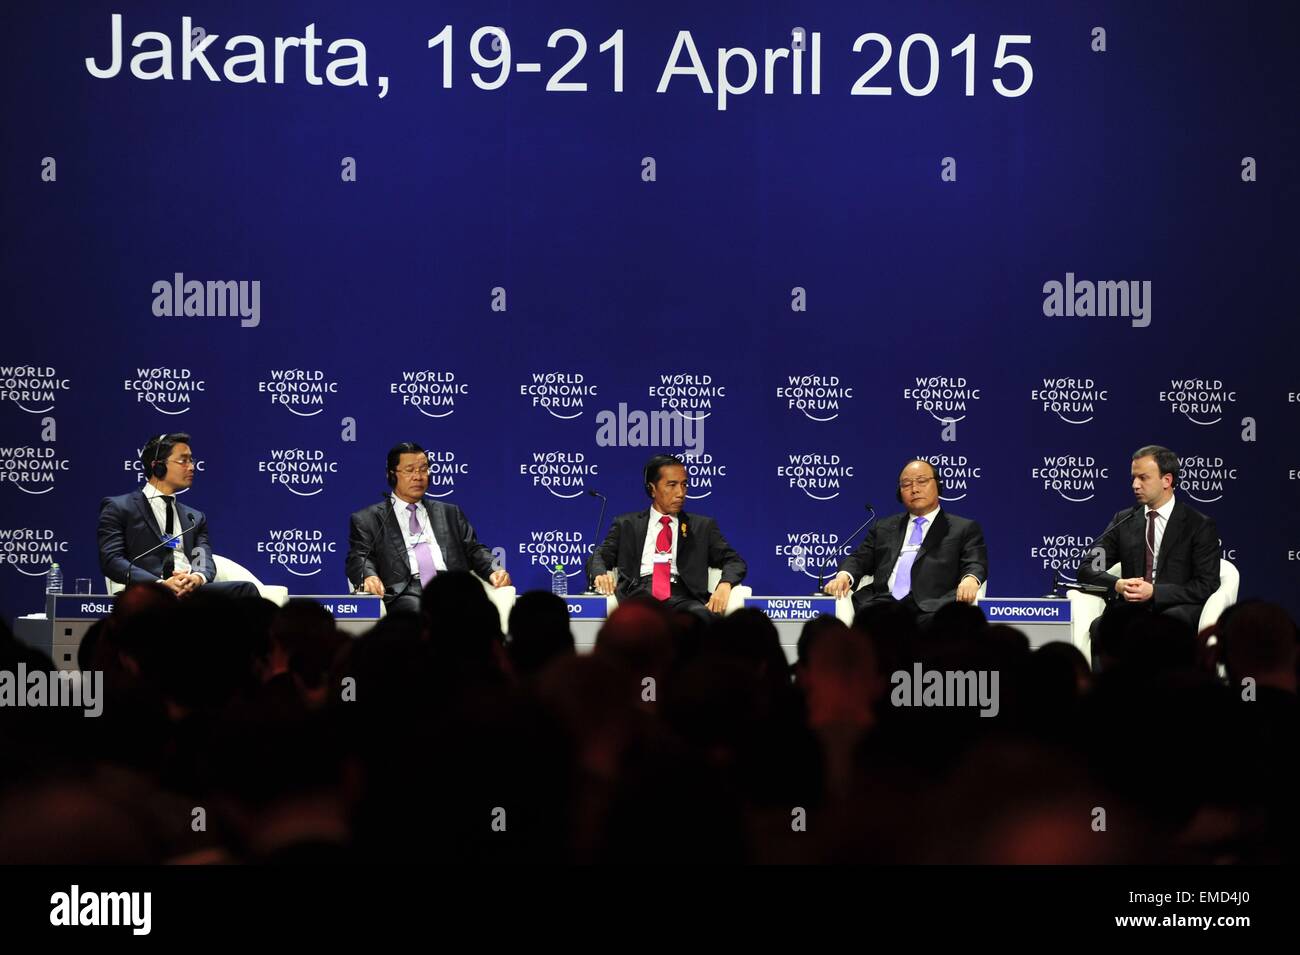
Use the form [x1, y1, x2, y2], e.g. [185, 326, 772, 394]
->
[97, 432, 258, 598]
[586, 453, 747, 621]
[1075, 445, 1219, 631]
[345, 441, 511, 615]
[823, 458, 987, 626]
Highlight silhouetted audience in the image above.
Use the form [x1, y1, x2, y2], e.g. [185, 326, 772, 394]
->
[1, 585, 1295, 863]
[507, 591, 575, 678]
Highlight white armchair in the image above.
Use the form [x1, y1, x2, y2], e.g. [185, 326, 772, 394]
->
[106, 554, 289, 606]
[600, 567, 751, 615]
[834, 574, 987, 625]
[1065, 559, 1239, 663]
[341, 576, 513, 630]
[481, 577, 517, 632]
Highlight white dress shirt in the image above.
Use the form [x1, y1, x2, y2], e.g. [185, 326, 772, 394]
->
[392, 494, 447, 577]
[142, 483, 197, 579]
[1145, 494, 1176, 579]
[639, 507, 679, 579]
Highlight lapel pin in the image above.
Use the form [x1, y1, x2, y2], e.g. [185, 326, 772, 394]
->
[681, 522, 688, 538]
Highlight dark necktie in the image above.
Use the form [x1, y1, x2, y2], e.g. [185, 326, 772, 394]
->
[1143, 509, 1157, 583]
[161, 495, 177, 578]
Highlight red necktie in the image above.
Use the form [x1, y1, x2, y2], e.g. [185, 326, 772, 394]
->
[1144, 509, 1157, 582]
[652, 515, 673, 600]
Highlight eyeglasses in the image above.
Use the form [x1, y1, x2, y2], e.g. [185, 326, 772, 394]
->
[898, 477, 934, 491]
[167, 456, 195, 468]
[396, 465, 431, 476]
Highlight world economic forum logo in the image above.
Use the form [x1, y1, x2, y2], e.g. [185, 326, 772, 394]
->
[257, 369, 339, 417]
[521, 372, 598, 420]
[1032, 455, 1108, 503]
[1030, 378, 1109, 425]
[916, 453, 982, 502]
[0, 445, 70, 495]
[255, 528, 337, 577]
[645, 373, 726, 421]
[1179, 454, 1238, 504]
[0, 366, 71, 414]
[777, 531, 852, 580]
[677, 450, 728, 500]
[424, 449, 469, 498]
[390, 370, 466, 418]
[1161, 379, 1237, 426]
[776, 374, 853, 422]
[123, 367, 206, 415]
[519, 451, 598, 499]
[518, 529, 589, 580]
[903, 376, 981, 423]
[776, 452, 855, 501]
[0, 528, 71, 576]
[1029, 531, 1097, 583]
[257, 449, 339, 497]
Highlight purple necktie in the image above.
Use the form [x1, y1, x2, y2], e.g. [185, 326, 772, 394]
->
[407, 503, 437, 587]
[891, 516, 927, 600]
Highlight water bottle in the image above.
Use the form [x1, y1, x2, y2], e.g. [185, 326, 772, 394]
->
[46, 561, 63, 595]
[551, 563, 568, 597]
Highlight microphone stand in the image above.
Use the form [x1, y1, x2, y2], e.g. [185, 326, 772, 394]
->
[584, 489, 608, 593]
[815, 504, 876, 596]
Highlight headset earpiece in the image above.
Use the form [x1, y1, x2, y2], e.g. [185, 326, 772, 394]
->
[148, 433, 169, 480]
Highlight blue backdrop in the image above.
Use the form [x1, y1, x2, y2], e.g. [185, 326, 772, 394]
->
[3, 1, 1297, 623]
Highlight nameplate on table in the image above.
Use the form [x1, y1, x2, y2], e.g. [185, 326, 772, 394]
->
[47, 595, 116, 619]
[979, 598, 1072, 624]
[564, 595, 610, 620]
[744, 596, 837, 621]
[300, 595, 384, 619]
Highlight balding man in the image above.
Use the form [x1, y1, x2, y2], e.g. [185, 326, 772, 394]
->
[824, 459, 987, 629]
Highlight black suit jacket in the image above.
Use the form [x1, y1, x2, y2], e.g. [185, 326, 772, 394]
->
[1076, 499, 1220, 613]
[346, 497, 497, 599]
[98, 489, 217, 585]
[836, 510, 988, 612]
[586, 509, 746, 603]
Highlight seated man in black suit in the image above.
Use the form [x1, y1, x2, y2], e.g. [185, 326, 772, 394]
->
[1076, 445, 1220, 633]
[586, 453, 747, 622]
[346, 441, 511, 615]
[98, 432, 258, 599]
[823, 458, 987, 629]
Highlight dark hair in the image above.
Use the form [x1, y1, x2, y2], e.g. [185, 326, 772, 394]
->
[139, 432, 192, 470]
[643, 453, 685, 497]
[1132, 445, 1180, 488]
[386, 441, 427, 488]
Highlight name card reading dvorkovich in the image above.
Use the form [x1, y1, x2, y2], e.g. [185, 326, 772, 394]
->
[978, 599, 1072, 624]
